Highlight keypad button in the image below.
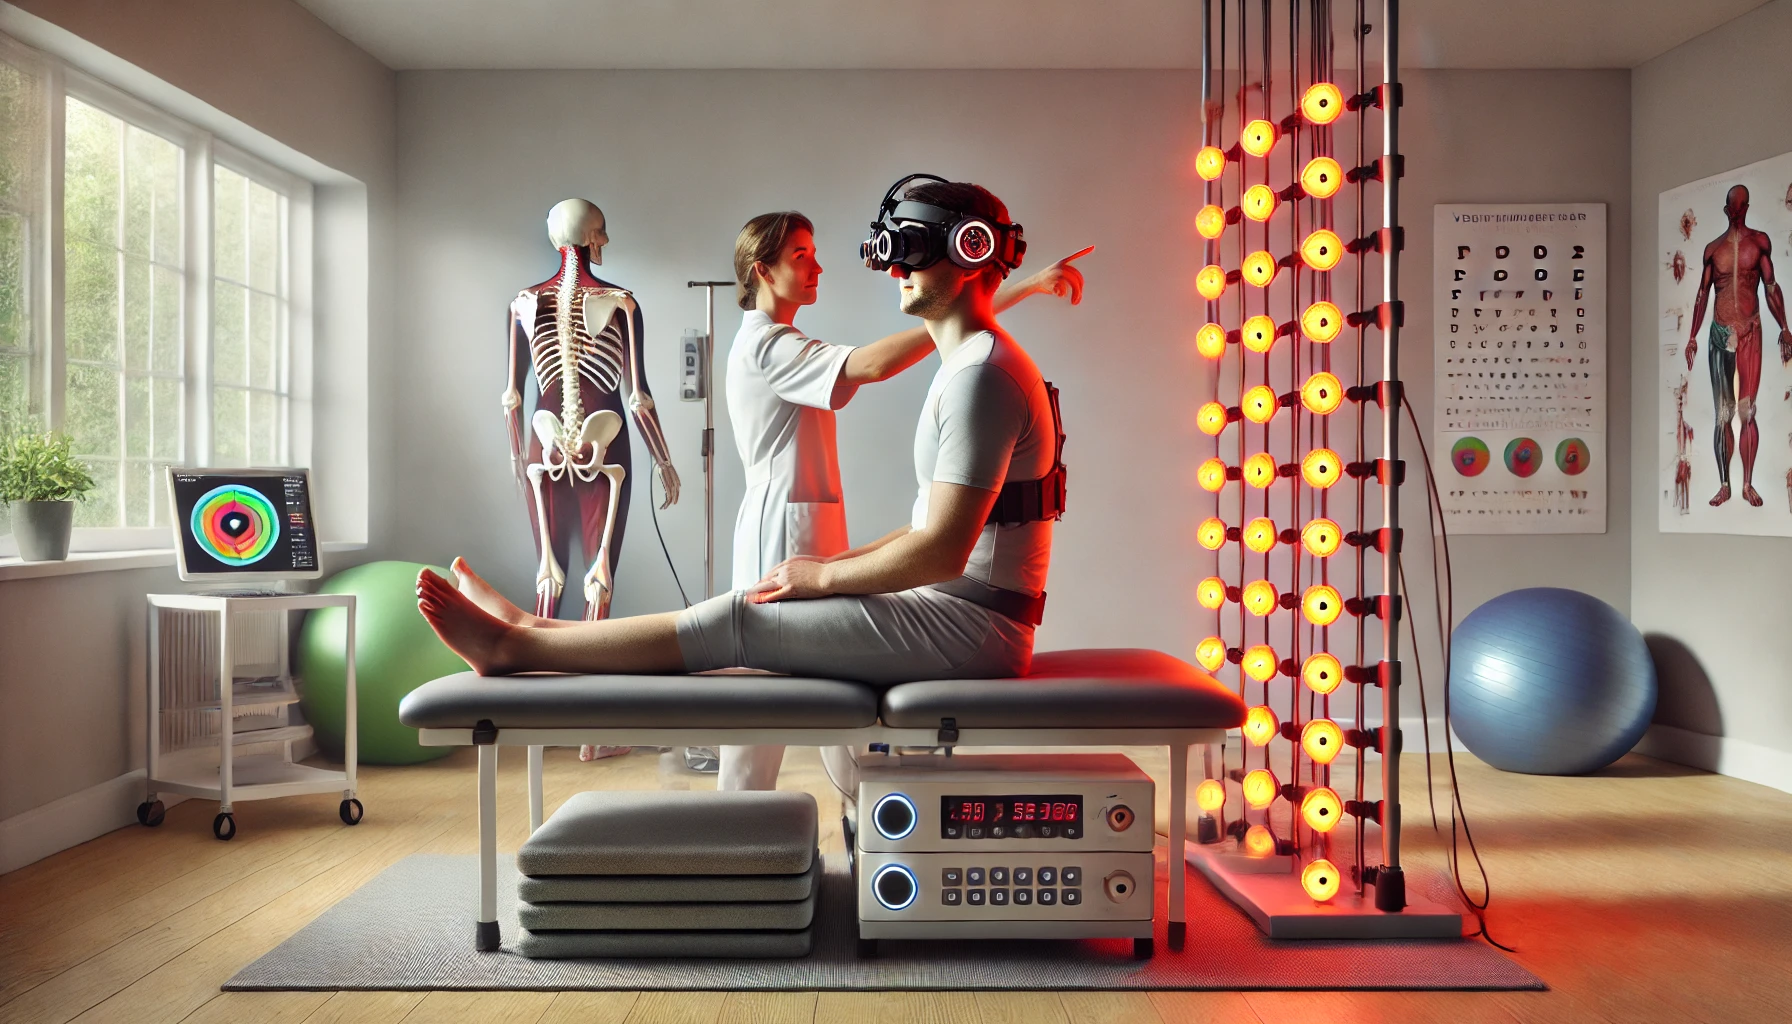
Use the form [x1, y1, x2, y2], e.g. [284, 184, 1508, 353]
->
[942, 888, 962, 905]
[990, 867, 1009, 885]
[991, 888, 1009, 905]
[1013, 888, 1032, 905]
[1013, 868, 1033, 886]
[1061, 888, 1082, 905]
[1012, 823, 1034, 838]
[942, 868, 963, 886]
[968, 826, 985, 839]
[1037, 887, 1057, 905]
[967, 889, 986, 906]
[990, 825, 1006, 838]
[1061, 867, 1082, 885]
[1063, 825, 1081, 839]
[967, 868, 986, 885]
[1038, 824, 1055, 838]
[1038, 867, 1057, 885]
[943, 824, 962, 839]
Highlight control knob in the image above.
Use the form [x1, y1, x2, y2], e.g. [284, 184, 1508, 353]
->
[872, 863, 918, 910]
[871, 793, 917, 840]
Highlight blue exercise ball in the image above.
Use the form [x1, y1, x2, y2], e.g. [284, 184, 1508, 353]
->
[1449, 587, 1657, 775]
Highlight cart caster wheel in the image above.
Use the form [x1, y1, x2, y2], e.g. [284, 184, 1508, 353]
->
[212, 813, 236, 841]
[339, 798, 364, 825]
[856, 938, 879, 958]
[136, 801, 165, 827]
[1133, 938, 1155, 959]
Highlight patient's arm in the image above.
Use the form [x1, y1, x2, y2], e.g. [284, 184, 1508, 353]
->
[750, 481, 994, 601]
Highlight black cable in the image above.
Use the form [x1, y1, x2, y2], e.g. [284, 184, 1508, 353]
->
[1396, 559, 1440, 830]
[647, 470, 691, 609]
[1401, 393, 1513, 952]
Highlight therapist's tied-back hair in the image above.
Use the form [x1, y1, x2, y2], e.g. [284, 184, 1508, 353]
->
[734, 211, 815, 310]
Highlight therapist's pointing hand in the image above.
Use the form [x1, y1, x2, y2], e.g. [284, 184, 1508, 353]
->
[746, 558, 833, 603]
[1027, 245, 1093, 306]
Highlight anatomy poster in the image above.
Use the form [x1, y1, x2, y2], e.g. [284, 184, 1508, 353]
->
[1433, 204, 1607, 535]
[1658, 152, 1792, 536]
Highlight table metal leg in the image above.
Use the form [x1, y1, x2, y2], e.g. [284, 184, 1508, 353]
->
[527, 745, 544, 833]
[1167, 742, 1188, 949]
[477, 744, 499, 951]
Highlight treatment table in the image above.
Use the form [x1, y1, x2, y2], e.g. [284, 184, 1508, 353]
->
[398, 648, 1246, 951]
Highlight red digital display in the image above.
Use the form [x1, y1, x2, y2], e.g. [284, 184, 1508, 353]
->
[940, 795, 1081, 837]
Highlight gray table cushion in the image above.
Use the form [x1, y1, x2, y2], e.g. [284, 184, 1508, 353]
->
[517, 791, 817, 876]
[517, 927, 813, 960]
[520, 877, 818, 932]
[397, 671, 879, 730]
[519, 852, 821, 904]
[879, 648, 1247, 729]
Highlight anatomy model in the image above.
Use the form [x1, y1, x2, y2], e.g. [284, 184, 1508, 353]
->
[1673, 377, 1694, 515]
[503, 199, 679, 620]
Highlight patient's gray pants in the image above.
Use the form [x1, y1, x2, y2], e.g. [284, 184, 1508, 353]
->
[678, 587, 1034, 795]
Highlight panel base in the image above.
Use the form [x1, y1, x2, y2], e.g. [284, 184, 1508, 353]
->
[1186, 843, 1464, 940]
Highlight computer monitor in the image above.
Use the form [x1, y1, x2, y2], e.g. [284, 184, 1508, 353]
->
[166, 468, 322, 582]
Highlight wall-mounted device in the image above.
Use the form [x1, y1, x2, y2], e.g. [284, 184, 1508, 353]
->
[679, 328, 707, 402]
[855, 752, 1157, 957]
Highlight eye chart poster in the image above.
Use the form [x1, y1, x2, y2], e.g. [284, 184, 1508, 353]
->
[1432, 204, 1607, 535]
[1657, 151, 1792, 537]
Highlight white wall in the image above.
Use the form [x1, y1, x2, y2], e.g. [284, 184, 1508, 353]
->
[0, 0, 394, 838]
[392, 67, 1632, 726]
[1629, 0, 1792, 788]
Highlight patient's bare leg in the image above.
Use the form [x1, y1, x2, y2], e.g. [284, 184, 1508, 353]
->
[451, 557, 580, 629]
[417, 569, 685, 676]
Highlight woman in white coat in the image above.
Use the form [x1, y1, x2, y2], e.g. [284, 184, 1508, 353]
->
[719, 211, 1087, 791]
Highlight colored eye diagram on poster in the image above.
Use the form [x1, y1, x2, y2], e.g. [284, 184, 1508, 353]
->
[1451, 437, 1490, 476]
[1556, 437, 1591, 475]
[1504, 437, 1542, 478]
[191, 485, 281, 565]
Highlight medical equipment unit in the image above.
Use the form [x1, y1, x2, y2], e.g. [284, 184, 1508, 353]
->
[855, 752, 1159, 957]
[138, 469, 360, 841]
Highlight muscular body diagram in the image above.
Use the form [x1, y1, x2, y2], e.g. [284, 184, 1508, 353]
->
[1685, 185, 1792, 508]
[1672, 378, 1694, 515]
[503, 202, 679, 621]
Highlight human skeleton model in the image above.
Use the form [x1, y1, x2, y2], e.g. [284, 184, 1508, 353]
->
[1673, 378, 1694, 515]
[504, 199, 679, 620]
[1684, 184, 1792, 508]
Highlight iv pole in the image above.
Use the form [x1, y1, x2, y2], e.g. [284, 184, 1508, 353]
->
[687, 280, 733, 601]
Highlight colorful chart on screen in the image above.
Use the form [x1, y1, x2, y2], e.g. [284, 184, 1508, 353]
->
[1504, 437, 1542, 478]
[1451, 437, 1491, 477]
[1556, 437, 1591, 475]
[190, 484, 281, 566]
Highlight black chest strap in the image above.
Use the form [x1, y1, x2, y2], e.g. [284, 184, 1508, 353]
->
[987, 381, 1069, 526]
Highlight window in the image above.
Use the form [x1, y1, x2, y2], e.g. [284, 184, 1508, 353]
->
[62, 97, 184, 529]
[0, 32, 311, 553]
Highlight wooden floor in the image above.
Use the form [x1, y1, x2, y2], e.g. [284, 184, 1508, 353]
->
[2, 742, 1789, 1024]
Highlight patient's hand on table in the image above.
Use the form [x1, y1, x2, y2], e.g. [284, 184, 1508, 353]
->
[748, 558, 832, 603]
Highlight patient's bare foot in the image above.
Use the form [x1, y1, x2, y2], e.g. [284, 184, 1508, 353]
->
[416, 569, 522, 675]
[580, 744, 629, 761]
[451, 557, 532, 626]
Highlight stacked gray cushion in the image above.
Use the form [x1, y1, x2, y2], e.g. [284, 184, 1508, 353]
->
[517, 790, 819, 959]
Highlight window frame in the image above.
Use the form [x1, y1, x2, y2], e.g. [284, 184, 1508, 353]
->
[0, 46, 312, 556]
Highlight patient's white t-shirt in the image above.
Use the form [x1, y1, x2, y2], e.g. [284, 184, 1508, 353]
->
[910, 330, 1056, 597]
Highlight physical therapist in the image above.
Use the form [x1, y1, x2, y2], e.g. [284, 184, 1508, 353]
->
[719, 210, 1089, 792]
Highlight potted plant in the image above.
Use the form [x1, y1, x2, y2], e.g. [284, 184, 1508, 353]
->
[0, 428, 97, 561]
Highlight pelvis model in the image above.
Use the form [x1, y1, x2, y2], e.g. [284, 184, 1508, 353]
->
[503, 199, 680, 620]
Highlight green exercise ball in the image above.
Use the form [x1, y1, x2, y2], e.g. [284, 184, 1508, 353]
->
[298, 560, 467, 765]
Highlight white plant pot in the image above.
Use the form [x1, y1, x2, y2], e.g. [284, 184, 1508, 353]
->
[11, 499, 74, 561]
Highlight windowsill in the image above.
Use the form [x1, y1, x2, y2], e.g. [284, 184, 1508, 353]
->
[0, 541, 367, 582]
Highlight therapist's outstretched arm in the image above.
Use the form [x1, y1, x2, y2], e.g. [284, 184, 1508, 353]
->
[838, 246, 1093, 387]
[749, 481, 995, 601]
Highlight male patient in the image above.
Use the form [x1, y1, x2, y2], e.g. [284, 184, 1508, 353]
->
[426, 179, 1061, 694]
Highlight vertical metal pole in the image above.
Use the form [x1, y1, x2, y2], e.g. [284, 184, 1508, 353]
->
[343, 595, 357, 797]
[1375, 0, 1406, 912]
[528, 744, 545, 833]
[1167, 742, 1189, 947]
[704, 288, 716, 600]
[218, 600, 233, 813]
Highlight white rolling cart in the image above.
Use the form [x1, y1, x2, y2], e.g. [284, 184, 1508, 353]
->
[139, 591, 360, 840]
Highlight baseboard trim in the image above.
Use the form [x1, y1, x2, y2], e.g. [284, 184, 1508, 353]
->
[0, 769, 179, 874]
[1634, 723, 1792, 795]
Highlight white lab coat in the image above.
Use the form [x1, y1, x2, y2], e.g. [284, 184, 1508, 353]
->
[725, 311, 857, 590]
